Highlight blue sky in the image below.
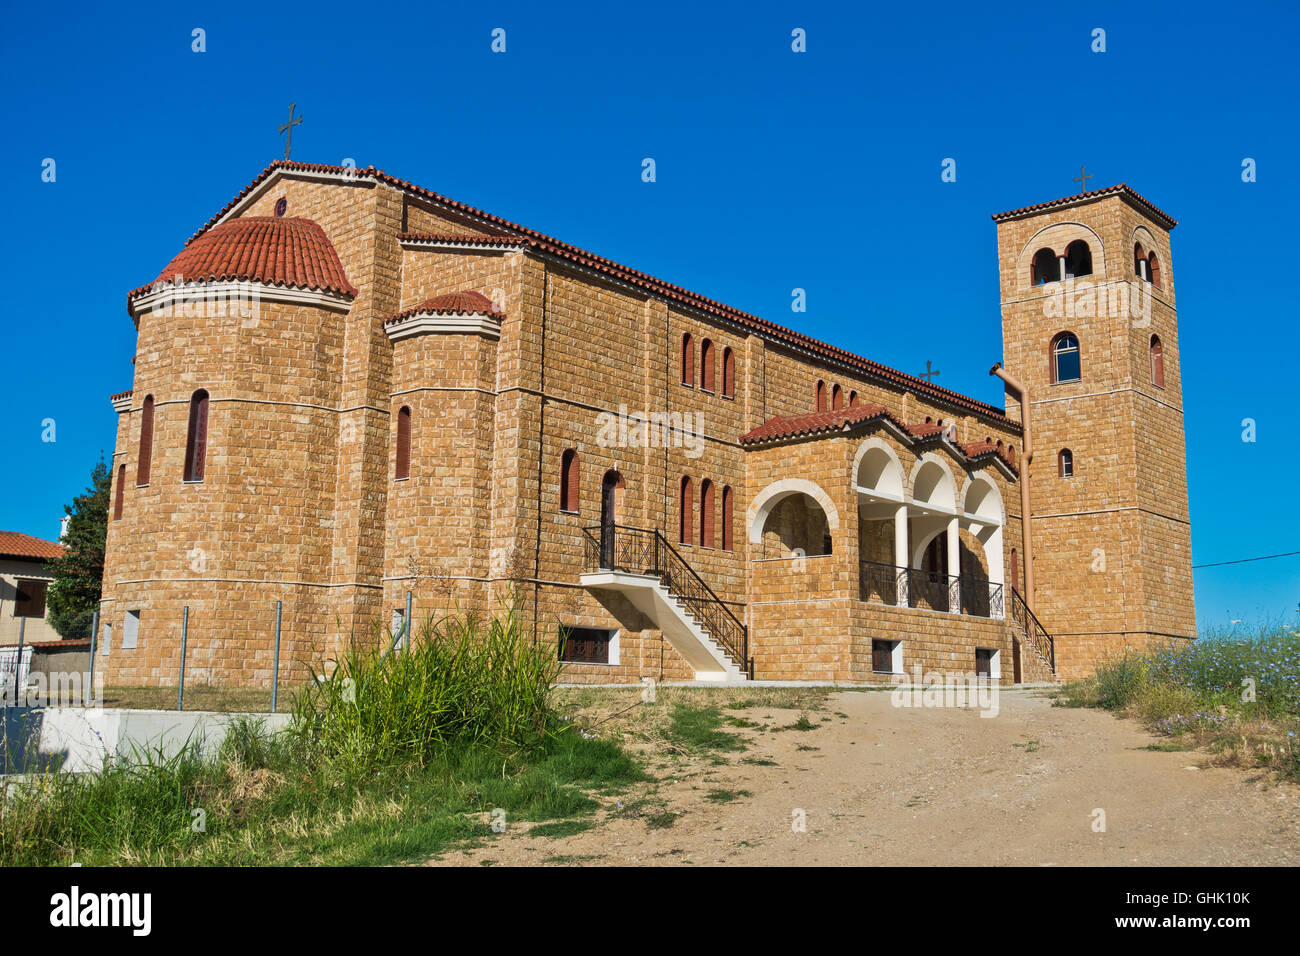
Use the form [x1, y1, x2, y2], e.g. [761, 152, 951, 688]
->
[1, 0, 1296, 630]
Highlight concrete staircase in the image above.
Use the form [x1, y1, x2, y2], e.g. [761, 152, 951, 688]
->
[580, 526, 749, 683]
[1006, 586, 1058, 682]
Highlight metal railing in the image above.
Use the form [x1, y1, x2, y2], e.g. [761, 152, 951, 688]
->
[1007, 585, 1055, 673]
[583, 524, 750, 674]
[859, 561, 1004, 620]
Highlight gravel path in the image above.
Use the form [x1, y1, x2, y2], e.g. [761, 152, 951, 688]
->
[429, 688, 1300, 866]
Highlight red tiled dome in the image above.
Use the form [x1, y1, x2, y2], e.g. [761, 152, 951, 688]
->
[382, 290, 504, 325]
[130, 216, 357, 302]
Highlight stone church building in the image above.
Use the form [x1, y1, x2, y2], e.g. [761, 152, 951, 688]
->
[99, 161, 1194, 688]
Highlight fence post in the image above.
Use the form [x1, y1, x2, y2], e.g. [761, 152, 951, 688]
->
[177, 606, 189, 711]
[271, 600, 283, 713]
[404, 590, 413, 651]
[14, 616, 26, 704]
[88, 609, 99, 706]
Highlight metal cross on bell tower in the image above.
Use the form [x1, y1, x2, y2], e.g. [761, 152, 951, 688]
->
[279, 103, 303, 160]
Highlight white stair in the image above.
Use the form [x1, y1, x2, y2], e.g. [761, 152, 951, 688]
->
[580, 570, 748, 682]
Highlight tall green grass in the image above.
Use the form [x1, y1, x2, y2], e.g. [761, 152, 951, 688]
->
[292, 603, 562, 775]
[0, 604, 642, 866]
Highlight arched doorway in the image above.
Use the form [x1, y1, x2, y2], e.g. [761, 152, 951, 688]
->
[599, 470, 624, 569]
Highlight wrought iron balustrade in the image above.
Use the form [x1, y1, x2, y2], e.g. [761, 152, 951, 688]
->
[1007, 585, 1055, 673]
[582, 524, 749, 675]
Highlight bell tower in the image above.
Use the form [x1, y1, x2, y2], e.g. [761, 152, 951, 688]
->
[992, 184, 1195, 678]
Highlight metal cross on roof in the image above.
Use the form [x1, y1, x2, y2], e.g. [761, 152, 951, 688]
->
[1074, 164, 1093, 194]
[919, 360, 941, 382]
[279, 103, 303, 160]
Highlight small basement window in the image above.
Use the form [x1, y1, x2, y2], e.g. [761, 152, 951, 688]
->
[559, 627, 618, 665]
[872, 639, 901, 674]
[975, 647, 1001, 679]
[122, 610, 141, 649]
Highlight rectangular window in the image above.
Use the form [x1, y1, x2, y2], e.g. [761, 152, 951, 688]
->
[559, 627, 616, 665]
[101, 623, 112, 657]
[13, 579, 47, 618]
[872, 639, 901, 674]
[975, 648, 1001, 679]
[122, 610, 140, 649]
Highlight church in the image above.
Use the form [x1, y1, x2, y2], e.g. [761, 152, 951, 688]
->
[98, 160, 1195, 688]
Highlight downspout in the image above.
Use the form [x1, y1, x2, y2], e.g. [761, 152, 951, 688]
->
[990, 362, 1034, 610]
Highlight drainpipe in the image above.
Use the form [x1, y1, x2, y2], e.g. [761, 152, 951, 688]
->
[989, 363, 1034, 611]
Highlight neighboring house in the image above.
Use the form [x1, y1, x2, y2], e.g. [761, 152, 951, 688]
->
[0, 531, 65, 644]
[99, 163, 1194, 688]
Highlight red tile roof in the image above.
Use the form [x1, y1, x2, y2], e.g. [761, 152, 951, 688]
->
[177, 161, 1019, 429]
[128, 216, 358, 310]
[991, 184, 1177, 230]
[739, 403, 907, 445]
[740, 407, 1018, 475]
[382, 290, 504, 326]
[0, 531, 65, 561]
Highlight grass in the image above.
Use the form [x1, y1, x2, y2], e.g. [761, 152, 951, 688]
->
[703, 788, 751, 803]
[0, 603, 647, 866]
[666, 705, 747, 753]
[1057, 623, 1300, 782]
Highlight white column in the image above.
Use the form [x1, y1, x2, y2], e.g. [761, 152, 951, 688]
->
[946, 516, 960, 614]
[894, 504, 909, 607]
[986, 525, 1005, 620]
[1059, 255, 1068, 280]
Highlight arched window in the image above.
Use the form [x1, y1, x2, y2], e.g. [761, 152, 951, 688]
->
[1007, 444, 1016, 465]
[721, 347, 735, 398]
[1051, 332, 1081, 384]
[848, 390, 858, 408]
[560, 448, 580, 512]
[1134, 242, 1147, 280]
[114, 464, 125, 520]
[679, 476, 693, 545]
[136, 395, 154, 486]
[700, 339, 715, 392]
[815, 380, 827, 412]
[183, 389, 209, 482]
[1064, 239, 1092, 278]
[721, 485, 734, 552]
[831, 384, 843, 410]
[1058, 448, 1074, 479]
[700, 478, 715, 548]
[395, 406, 411, 480]
[1031, 248, 1060, 285]
[680, 333, 694, 386]
[1148, 252, 1162, 289]
[1150, 335, 1165, 388]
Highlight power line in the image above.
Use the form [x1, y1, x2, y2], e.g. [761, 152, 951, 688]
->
[1193, 551, 1300, 570]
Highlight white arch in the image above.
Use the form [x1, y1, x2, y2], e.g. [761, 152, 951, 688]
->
[746, 478, 840, 544]
[962, 473, 1004, 526]
[908, 453, 957, 514]
[1016, 221, 1108, 287]
[853, 437, 905, 500]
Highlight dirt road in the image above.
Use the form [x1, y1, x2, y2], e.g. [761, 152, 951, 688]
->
[431, 688, 1300, 866]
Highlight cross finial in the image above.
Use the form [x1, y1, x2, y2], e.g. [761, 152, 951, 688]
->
[920, 360, 941, 383]
[279, 103, 303, 160]
[1073, 164, 1093, 195]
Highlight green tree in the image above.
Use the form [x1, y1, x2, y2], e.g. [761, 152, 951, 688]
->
[46, 457, 110, 640]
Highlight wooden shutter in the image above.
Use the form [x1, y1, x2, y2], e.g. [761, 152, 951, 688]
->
[815, 381, 826, 412]
[872, 640, 891, 673]
[14, 579, 46, 618]
[561, 449, 580, 512]
[722, 348, 735, 398]
[681, 334, 694, 385]
[679, 476, 692, 544]
[114, 464, 125, 520]
[396, 406, 411, 480]
[136, 395, 154, 486]
[976, 648, 993, 677]
[185, 391, 209, 482]
[701, 340, 714, 391]
[721, 485, 733, 551]
[700, 480, 714, 548]
[1150, 337, 1165, 388]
